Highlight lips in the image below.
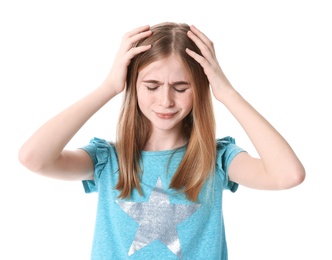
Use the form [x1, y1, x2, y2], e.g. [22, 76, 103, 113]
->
[155, 112, 178, 119]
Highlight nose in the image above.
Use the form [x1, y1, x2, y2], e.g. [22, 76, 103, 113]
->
[161, 87, 175, 107]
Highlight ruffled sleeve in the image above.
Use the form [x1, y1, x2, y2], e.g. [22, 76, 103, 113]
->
[216, 136, 246, 192]
[80, 137, 114, 193]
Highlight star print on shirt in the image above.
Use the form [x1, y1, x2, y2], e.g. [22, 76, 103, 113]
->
[116, 177, 201, 258]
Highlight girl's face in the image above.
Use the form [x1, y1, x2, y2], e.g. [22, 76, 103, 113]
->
[136, 54, 193, 136]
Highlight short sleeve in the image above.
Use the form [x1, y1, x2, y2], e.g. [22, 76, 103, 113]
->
[216, 136, 246, 192]
[80, 137, 114, 193]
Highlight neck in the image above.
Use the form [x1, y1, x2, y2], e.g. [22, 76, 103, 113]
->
[143, 131, 188, 151]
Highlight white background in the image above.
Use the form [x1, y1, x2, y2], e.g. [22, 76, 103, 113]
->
[1, 0, 331, 259]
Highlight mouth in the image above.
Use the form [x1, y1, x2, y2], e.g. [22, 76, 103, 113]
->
[155, 112, 178, 119]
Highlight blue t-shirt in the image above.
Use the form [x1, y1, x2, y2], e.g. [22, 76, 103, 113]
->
[82, 136, 245, 260]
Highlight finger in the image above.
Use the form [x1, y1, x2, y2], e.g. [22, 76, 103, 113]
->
[187, 31, 215, 63]
[127, 44, 152, 60]
[126, 25, 150, 38]
[123, 25, 152, 50]
[123, 30, 152, 52]
[185, 47, 210, 69]
[118, 45, 152, 68]
[189, 25, 214, 52]
[187, 27, 216, 60]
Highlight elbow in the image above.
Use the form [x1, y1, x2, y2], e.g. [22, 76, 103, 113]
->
[18, 146, 44, 173]
[281, 164, 306, 189]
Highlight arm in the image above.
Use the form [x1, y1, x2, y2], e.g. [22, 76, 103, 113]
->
[186, 25, 305, 190]
[18, 25, 152, 181]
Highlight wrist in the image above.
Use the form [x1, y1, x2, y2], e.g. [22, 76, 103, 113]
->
[99, 80, 119, 100]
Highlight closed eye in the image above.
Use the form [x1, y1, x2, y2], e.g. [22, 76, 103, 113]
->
[174, 87, 187, 93]
[143, 80, 190, 93]
[146, 86, 159, 91]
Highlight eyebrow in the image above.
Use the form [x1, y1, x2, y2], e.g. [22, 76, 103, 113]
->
[142, 80, 190, 87]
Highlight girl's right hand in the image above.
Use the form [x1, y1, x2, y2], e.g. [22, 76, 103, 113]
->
[106, 25, 152, 95]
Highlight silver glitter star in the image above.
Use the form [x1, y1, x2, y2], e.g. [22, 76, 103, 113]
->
[116, 177, 201, 258]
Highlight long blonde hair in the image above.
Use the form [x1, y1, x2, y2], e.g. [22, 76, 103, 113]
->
[115, 22, 216, 201]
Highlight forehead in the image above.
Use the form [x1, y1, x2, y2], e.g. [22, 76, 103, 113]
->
[137, 55, 191, 81]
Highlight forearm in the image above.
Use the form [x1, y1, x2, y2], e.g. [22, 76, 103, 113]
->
[18, 80, 117, 172]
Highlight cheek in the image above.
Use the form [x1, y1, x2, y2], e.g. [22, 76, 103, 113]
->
[137, 90, 155, 111]
[137, 96, 146, 112]
[136, 94, 144, 112]
[136, 88, 146, 105]
[182, 93, 193, 110]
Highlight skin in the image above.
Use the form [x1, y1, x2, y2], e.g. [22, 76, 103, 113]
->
[136, 55, 193, 151]
[18, 24, 305, 190]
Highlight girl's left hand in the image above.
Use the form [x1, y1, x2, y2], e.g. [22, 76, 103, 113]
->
[186, 25, 232, 102]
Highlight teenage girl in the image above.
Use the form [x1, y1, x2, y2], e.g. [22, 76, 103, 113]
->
[18, 22, 305, 259]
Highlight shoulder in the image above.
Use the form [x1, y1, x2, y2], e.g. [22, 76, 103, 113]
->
[215, 136, 246, 169]
[216, 136, 236, 149]
[80, 137, 117, 165]
[216, 136, 242, 154]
